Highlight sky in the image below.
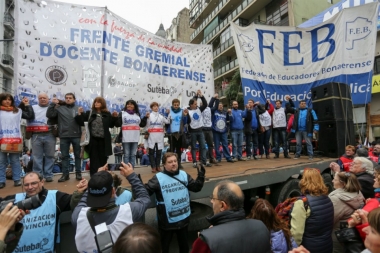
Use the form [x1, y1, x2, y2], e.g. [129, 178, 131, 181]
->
[57, 0, 190, 34]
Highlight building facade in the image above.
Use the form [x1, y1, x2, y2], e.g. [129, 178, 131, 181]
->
[0, 0, 14, 95]
[166, 7, 194, 43]
[188, 0, 333, 100]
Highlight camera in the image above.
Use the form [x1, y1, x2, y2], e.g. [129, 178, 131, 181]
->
[107, 163, 121, 171]
[0, 194, 42, 213]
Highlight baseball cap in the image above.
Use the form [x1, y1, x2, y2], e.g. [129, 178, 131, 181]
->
[87, 171, 113, 208]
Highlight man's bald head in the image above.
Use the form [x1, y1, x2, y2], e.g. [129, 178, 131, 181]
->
[215, 180, 244, 211]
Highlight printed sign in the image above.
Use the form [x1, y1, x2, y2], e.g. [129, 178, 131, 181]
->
[14, 0, 214, 112]
[230, 2, 378, 106]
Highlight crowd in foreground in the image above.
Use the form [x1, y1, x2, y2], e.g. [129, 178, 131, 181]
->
[0, 149, 379, 253]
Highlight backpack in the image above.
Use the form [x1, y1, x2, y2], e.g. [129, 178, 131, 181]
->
[275, 196, 309, 227]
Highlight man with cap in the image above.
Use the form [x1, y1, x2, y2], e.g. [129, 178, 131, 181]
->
[72, 162, 151, 253]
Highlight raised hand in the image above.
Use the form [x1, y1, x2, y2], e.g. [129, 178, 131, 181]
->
[78, 107, 84, 114]
[120, 162, 134, 177]
[112, 111, 118, 117]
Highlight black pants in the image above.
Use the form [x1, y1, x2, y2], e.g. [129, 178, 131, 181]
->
[149, 143, 162, 169]
[89, 136, 107, 176]
[159, 226, 189, 253]
[203, 130, 215, 161]
[168, 134, 182, 167]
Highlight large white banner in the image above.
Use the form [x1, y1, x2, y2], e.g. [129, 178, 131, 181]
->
[230, 2, 378, 106]
[14, 0, 214, 113]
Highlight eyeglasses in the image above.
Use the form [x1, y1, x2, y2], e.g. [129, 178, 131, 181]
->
[23, 181, 40, 188]
[209, 195, 221, 201]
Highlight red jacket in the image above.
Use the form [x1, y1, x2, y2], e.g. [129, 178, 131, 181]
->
[368, 151, 379, 163]
[348, 198, 379, 241]
[339, 155, 353, 172]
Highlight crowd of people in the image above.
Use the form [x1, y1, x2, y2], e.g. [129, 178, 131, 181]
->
[1, 91, 380, 253]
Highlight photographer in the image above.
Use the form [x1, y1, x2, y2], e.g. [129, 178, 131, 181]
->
[71, 162, 150, 253]
[0, 203, 25, 253]
[1, 171, 86, 253]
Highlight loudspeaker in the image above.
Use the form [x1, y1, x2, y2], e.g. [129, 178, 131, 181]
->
[318, 120, 355, 158]
[311, 83, 353, 121]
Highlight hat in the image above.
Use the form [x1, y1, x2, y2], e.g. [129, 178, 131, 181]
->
[356, 148, 368, 158]
[87, 171, 113, 208]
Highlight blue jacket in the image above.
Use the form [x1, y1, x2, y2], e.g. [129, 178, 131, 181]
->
[291, 106, 319, 135]
[209, 97, 229, 133]
[229, 109, 246, 130]
[271, 230, 298, 253]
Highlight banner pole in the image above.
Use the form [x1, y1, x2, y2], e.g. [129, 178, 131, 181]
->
[100, 6, 108, 97]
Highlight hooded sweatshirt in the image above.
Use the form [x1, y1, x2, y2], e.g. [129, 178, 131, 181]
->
[270, 230, 298, 253]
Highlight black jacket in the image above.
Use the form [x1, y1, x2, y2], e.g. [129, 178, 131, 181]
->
[200, 209, 271, 253]
[145, 168, 205, 230]
[75, 110, 117, 156]
[356, 172, 375, 199]
[46, 103, 81, 138]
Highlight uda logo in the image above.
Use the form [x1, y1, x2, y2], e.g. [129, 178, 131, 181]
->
[345, 17, 372, 50]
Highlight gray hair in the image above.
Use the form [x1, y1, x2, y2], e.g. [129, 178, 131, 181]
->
[354, 156, 374, 174]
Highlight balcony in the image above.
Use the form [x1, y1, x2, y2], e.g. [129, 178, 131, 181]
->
[2, 54, 14, 73]
[214, 58, 239, 79]
[3, 12, 15, 31]
[213, 37, 234, 58]
[190, 0, 229, 40]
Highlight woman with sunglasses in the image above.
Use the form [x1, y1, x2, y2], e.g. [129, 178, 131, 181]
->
[329, 172, 365, 253]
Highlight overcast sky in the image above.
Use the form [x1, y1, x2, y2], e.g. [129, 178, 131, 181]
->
[57, 0, 190, 34]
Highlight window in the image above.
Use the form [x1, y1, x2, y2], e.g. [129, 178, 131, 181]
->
[373, 56, 380, 75]
[266, 0, 288, 26]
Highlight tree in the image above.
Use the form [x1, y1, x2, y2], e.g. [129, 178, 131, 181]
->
[224, 69, 244, 109]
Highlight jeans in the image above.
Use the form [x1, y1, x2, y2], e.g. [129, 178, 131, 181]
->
[295, 131, 313, 156]
[0, 152, 21, 183]
[114, 155, 122, 164]
[245, 130, 258, 157]
[123, 142, 138, 168]
[190, 131, 206, 164]
[258, 129, 271, 156]
[203, 130, 215, 161]
[213, 131, 231, 161]
[231, 129, 244, 159]
[60, 137, 81, 174]
[32, 133, 56, 179]
[273, 128, 289, 156]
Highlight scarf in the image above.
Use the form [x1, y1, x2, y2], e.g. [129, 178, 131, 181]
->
[0, 106, 14, 111]
[171, 106, 181, 113]
[126, 110, 135, 115]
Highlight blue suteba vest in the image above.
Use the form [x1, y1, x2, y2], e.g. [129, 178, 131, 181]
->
[14, 190, 58, 253]
[156, 170, 190, 223]
[170, 109, 182, 133]
[212, 110, 227, 133]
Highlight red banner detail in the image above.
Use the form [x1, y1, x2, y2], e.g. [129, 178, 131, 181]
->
[122, 126, 140, 130]
[0, 138, 23, 144]
[26, 126, 49, 132]
[148, 128, 164, 133]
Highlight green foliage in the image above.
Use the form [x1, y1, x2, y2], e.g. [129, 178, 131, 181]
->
[224, 70, 244, 108]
